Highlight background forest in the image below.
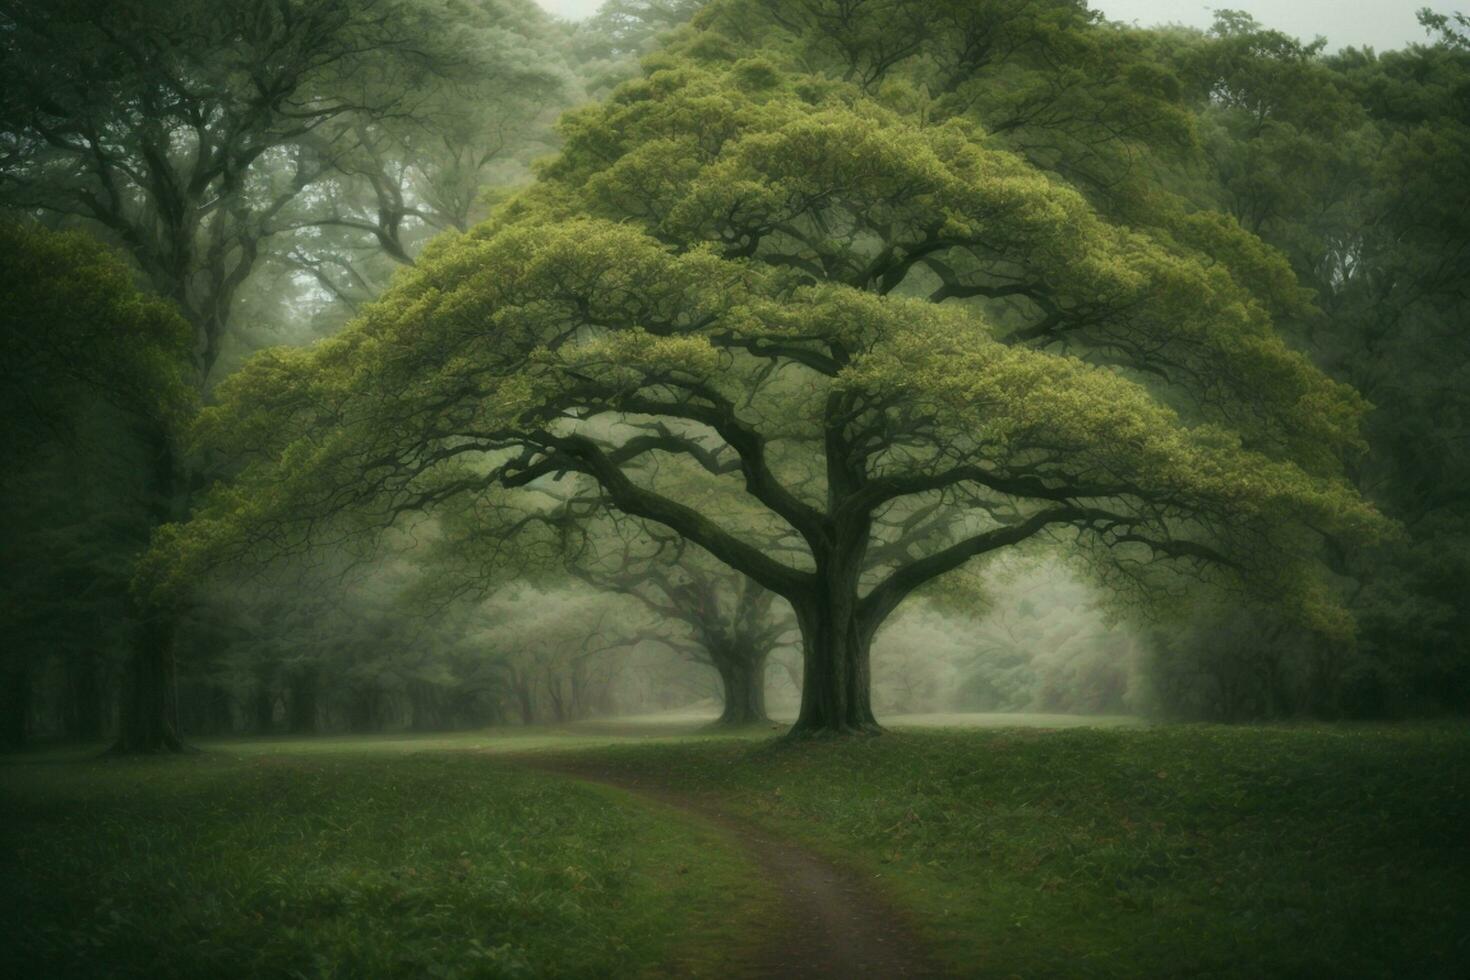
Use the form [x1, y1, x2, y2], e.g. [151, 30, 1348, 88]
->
[2, 0, 1468, 750]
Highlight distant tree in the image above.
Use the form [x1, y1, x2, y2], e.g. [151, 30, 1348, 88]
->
[0, 0, 567, 375]
[566, 526, 793, 726]
[560, 0, 711, 104]
[399, 464, 795, 726]
[578, 0, 707, 57]
[0, 222, 192, 749]
[1163, 9, 1470, 715]
[1417, 7, 1470, 49]
[463, 587, 641, 724]
[0, 0, 573, 750]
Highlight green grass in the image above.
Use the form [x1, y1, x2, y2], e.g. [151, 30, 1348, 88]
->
[0, 747, 773, 979]
[552, 722, 1470, 979]
[5, 720, 1467, 978]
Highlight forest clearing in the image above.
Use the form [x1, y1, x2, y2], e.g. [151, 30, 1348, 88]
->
[4, 719, 1467, 977]
[4, 0, 1468, 976]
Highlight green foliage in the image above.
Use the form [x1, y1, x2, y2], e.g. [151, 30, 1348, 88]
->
[0, 221, 193, 461]
[0, 222, 196, 743]
[576, 0, 708, 60]
[12, 0, 1450, 733]
[1159, 10, 1470, 713]
[1418, 7, 1470, 48]
[0, 0, 574, 375]
[156, 12, 1386, 653]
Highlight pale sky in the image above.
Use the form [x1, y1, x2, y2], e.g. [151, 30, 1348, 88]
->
[534, 0, 603, 19]
[1098, 1, 1440, 51]
[533, 1, 1446, 52]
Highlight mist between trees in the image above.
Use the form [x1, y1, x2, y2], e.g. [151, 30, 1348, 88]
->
[3, 0, 1468, 749]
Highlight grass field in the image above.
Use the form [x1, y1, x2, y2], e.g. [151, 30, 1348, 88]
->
[566, 721, 1470, 978]
[0, 745, 773, 979]
[3, 715, 1467, 978]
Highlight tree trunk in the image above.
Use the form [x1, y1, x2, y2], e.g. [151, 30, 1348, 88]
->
[476, 693, 502, 728]
[64, 651, 104, 741]
[210, 684, 235, 734]
[545, 671, 568, 723]
[113, 421, 188, 754]
[789, 593, 880, 737]
[113, 615, 185, 753]
[288, 667, 320, 734]
[1, 666, 32, 750]
[506, 668, 537, 726]
[713, 646, 771, 726]
[410, 683, 447, 732]
[250, 682, 275, 733]
[346, 685, 381, 733]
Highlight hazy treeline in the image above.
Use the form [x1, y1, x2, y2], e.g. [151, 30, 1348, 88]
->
[1, 0, 707, 745]
[2, 1, 1467, 747]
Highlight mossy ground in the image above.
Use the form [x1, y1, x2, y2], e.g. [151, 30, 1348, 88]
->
[550, 722, 1470, 978]
[4, 719, 1466, 978]
[0, 746, 771, 979]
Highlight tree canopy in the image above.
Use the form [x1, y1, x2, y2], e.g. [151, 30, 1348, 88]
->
[0, 221, 194, 748]
[0, 221, 193, 461]
[1151, 8, 1470, 714]
[0, 0, 583, 750]
[151, 0, 1388, 736]
[0, 0, 570, 377]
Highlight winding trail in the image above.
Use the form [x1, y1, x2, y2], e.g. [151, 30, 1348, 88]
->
[526, 757, 942, 979]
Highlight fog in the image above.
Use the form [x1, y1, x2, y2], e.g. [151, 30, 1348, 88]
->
[5, 0, 1463, 748]
[1097, 0, 1444, 51]
[8, 532, 1195, 739]
[5, 3, 1467, 978]
[534, 0, 1448, 50]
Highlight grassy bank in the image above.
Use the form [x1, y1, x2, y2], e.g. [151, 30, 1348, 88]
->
[562, 723, 1470, 978]
[0, 747, 771, 979]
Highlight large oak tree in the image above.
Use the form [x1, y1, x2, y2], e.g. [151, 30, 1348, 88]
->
[157, 1, 1386, 736]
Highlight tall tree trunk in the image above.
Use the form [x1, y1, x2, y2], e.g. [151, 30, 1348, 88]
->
[712, 645, 771, 726]
[64, 650, 104, 741]
[475, 693, 502, 728]
[789, 589, 880, 737]
[410, 683, 447, 732]
[113, 423, 187, 754]
[346, 685, 381, 733]
[1, 665, 32, 750]
[288, 667, 320, 734]
[114, 614, 184, 753]
[209, 684, 234, 734]
[545, 669, 568, 724]
[784, 482, 883, 736]
[250, 683, 275, 734]
[515, 680, 536, 725]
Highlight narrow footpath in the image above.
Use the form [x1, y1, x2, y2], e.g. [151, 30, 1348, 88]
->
[530, 759, 943, 979]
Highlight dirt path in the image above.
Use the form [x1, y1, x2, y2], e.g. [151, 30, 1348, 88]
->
[527, 759, 943, 979]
